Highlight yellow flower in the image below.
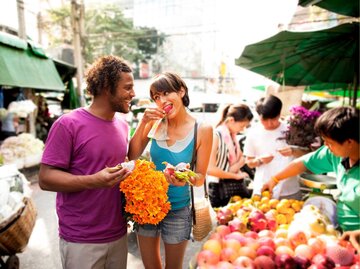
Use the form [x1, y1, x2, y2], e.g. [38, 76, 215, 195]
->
[120, 159, 171, 225]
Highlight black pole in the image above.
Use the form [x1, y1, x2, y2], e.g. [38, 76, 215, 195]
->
[353, 71, 359, 108]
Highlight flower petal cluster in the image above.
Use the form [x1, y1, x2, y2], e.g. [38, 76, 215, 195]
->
[282, 106, 322, 148]
[120, 159, 171, 225]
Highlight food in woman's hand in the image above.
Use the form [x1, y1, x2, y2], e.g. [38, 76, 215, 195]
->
[163, 161, 197, 185]
[108, 160, 135, 172]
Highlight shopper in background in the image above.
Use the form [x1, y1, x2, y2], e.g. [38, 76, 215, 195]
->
[128, 71, 213, 269]
[262, 106, 359, 234]
[0, 107, 18, 141]
[39, 55, 135, 269]
[243, 95, 302, 200]
[207, 104, 253, 208]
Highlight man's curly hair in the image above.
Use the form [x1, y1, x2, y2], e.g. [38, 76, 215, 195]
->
[85, 55, 132, 97]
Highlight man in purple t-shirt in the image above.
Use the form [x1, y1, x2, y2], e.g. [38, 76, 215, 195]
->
[39, 55, 135, 269]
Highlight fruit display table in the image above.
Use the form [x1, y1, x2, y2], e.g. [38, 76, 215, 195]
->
[192, 193, 359, 268]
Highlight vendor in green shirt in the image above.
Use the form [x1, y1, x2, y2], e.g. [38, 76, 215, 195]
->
[262, 106, 359, 250]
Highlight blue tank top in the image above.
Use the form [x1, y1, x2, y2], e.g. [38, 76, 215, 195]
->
[150, 125, 195, 210]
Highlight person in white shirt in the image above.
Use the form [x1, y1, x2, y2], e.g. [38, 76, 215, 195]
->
[243, 95, 303, 200]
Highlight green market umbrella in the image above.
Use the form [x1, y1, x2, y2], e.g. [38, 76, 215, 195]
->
[236, 22, 359, 107]
[299, 0, 359, 18]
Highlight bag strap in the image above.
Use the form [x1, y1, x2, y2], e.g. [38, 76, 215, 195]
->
[190, 121, 208, 225]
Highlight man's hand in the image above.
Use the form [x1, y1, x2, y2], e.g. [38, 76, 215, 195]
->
[261, 177, 277, 194]
[340, 230, 360, 252]
[94, 166, 132, 188]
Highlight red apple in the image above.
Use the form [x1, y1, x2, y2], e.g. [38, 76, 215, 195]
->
[203, 239, 222, 255]
[288, 230, 308, 248]
[245, 231, 259, 240]
[258, 237, 276, 250]
[233, 256, 255, 269]
[253, 255, 276, 269]
[238, 246, 257, 260]
[209, 231, 223, 241]
[308, 237, 326, 255]
[225, 232, 247, 246]
[274, 237, 292, 249]
[244, 237, 260, 251]
[275, 253, 296, 269]
[216, 261, 235, 269]
[294, 244, 314, 260]
[258, 229, 275, 238]
[256, 246, 276, 259]
[223, 238, 242, 252]
[275, 245, 294, 257]
[326, 244, 355, 266]
[216, 225, 232, 238]
[351, 263, 360, 269]
[197, 249, 220, 267]
[293, 255, 311, 269]
[312, 254, 336, 269]
[220, 247, 238, 263]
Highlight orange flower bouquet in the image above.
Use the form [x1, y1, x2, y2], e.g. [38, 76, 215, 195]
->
[119, 159, 171, 227]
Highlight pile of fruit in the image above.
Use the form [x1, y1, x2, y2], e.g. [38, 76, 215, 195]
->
[196, 193, 359, 268]
[216, 192, 304, 232]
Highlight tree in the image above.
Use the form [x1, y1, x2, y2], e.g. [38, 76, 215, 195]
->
[43, 3, 164, 69]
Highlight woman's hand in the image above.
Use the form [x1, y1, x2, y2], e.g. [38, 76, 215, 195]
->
[141, 107, 165, 125]
[277, 147, 293, 157]
[163, 169, 187, 186]
[235, 171, 249, 180]
[258, 154, 274, 165]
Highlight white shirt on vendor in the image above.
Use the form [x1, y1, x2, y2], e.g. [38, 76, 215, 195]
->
[244, 121, 300, 199]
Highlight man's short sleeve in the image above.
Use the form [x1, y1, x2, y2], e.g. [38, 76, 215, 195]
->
[301, 146, 335, 174]
[41, 119, 73, 169]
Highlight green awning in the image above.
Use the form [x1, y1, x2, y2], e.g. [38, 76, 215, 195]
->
[0, 32, 65, 91]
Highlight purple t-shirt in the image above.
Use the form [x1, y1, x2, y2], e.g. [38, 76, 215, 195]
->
[41, 108, 129, 243]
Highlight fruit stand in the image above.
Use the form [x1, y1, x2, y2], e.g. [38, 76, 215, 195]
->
[191, 190, 359, 268]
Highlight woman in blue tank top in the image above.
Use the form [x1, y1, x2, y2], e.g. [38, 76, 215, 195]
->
[128, 72, 213, 269]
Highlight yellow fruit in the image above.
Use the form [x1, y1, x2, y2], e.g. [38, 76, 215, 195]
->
[268, 209, 278, 217]
[242, 199, 253, 206]
[260, 197, 270, 204]
[269, 199, 279, 209]
[283, 208, 296, 216]
[278, 224, 289, 230]
[275, 228, 288, 238]
[230, 195, 242, 202]
[259, 204, 271, 213]
[276, 214, 287, 225]
[285, 213, 293, 224]
[291, 201, 302, 212]
[252, 195, 261, 201]
[261, 191, 271, 198]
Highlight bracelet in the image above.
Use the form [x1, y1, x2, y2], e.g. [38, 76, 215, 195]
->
[272, 176, 279, 184]
[256, 158, 263, 166]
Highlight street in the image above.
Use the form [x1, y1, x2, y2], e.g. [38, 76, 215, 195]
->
[15, 179, 214, 269]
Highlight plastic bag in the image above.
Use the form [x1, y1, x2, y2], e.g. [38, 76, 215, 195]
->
[147, 118, 169, 140]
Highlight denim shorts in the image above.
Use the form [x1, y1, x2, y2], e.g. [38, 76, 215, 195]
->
[136, 206, 192, 244]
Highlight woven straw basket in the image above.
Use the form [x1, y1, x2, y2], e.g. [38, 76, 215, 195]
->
[0, 197, 37, 255]
[192, 198, 212, 241]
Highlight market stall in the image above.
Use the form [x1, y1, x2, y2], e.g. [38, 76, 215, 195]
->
[191, 188, 359, 268]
